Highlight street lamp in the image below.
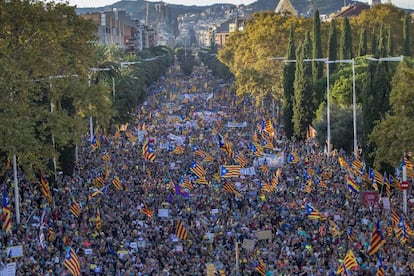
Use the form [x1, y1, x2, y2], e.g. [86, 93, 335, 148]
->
[120, 61, 141, 69]
[88, 67, 111, 143]
[366, 55, 404, 62]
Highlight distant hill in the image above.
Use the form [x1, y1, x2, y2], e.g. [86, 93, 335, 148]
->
[75, 0, 231, 23]
[75, 0, 347, 22]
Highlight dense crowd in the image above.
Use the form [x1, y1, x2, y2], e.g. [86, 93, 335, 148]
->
[1, 60, 414, 276]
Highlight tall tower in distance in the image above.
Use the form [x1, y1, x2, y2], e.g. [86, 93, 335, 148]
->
[145, 3, 150, 26]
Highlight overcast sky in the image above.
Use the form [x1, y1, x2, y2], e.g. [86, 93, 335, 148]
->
[61, 0, 414, 9]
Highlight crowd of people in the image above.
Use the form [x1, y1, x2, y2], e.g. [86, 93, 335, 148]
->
[1, 59, 414, 276]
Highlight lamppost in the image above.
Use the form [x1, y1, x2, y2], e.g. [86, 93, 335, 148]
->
[120, 61, 141, 69]
[88, 67, 111, 143]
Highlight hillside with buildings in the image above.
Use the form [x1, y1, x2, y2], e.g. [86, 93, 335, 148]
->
[76, 0, 413, 54]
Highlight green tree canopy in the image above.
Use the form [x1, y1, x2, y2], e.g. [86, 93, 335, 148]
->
[0, 1, 101, 178]
[370, 60, 414, 168]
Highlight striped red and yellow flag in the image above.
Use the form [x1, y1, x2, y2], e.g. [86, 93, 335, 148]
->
[175, 220, 188, 240]
[140, 204, 153, 219]
[112, 177, 122, 190]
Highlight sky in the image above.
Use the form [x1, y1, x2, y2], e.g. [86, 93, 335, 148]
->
[62, 0, 414, 9]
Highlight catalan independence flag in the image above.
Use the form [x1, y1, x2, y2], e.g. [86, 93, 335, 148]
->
[287, 150, 299, 164]
[172, 144, 185, 155]
[203, 153, 215, 163]
[64, 247, 81, 276]
[88, 186, 108, 201]
[180, 178, 194, 190]
[140, 204, 153, 219]
[260, 162, 269, 174]
[396, 216, 408, 244]
[235, 152, 249, 167]
[255, 258, 266, 276]
[347, 227, 356, 242]
[351, 156, 363, 171]
[222, 182, 242, 198]
[40, 175, 52, 203]
[142, 141, 156, 162]
[368, 220, 385, 256]
[193, 146, 206, 158]
[377, 254, 385, 276]
[220, 165, 241, 178]
[217, 134, 234, 159]
[190, 161, 206, 178]
[69, 200, 81, 218]
[112, 176, 122, 190]
[336, 249, 358, 274]
[194, 175, 209, 185]
[175, 220, 188, 240]
[2, 186, 11, 233]
[249, 142, 263, 157]
[305, 204, 326, 220]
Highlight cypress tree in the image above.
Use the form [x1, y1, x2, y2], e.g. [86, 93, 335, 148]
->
[312, 10, 323, 81]
[358, 28, 367, 56]
[312, 10, 324, 112]
[362, 59, 376, 160]
[403, 13, 410, 56]
[340, 17, 353, 60]
[377, 23, 387, 57]
[327, 20, 337, 72]
[283, 26, 296, 139]
[387, 25, 394, 56]
[363, 60, 391, 164]
[371, 29, 378, 57]
[293, 32, 313, 140]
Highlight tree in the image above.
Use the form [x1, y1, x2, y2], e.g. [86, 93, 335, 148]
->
[218, 12, 311, 101]
[0, 1, 100, 179]
[403, 13, 411, 56]
[387, 25, 394, 57]
[370, 61, 414, 168]
[327, 20, 338, 72]
[351, 4, 409, 56]
[293, 32, 313, 140]
[371, 30, 378, 56]
[340, 17, 353, 60]
[283, 26, 296, 139]
[312, 10, 323, 81]
[362, 57, 393, 165]
[358, 28, 368, 56]
[176, 47, 195, 76]
[312, 10, 324, 110]
[377, 23, 387, 57]
[314, 103, 362, 153]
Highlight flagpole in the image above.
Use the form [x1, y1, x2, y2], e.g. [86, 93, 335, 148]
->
[235, 238, 239, 275]
[13, 154, 20, 224]
[403, 161, 407, 214]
